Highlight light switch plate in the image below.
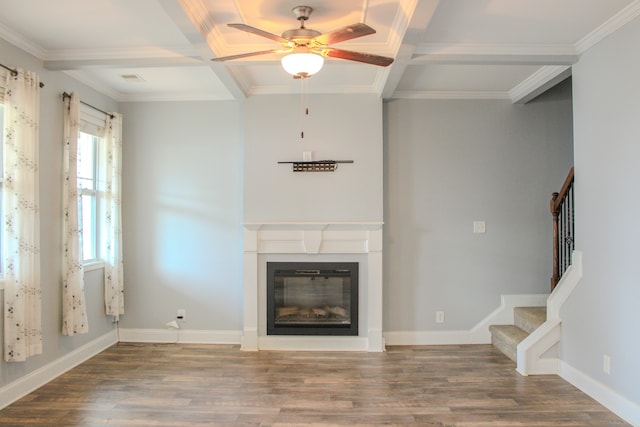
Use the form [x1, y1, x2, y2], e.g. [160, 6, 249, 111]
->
[473, 221, 486, 233]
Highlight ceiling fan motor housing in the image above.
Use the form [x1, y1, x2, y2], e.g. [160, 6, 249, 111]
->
[292, 6, 313, 21]
[282, 27, 321, 42]
[283, 6, 320, 43]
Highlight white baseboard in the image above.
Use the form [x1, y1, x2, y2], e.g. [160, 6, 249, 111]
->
[384, 294, 548, 346]
[0, 330, 118, 410]
[257, 335, 371, 351]
[117, 328, 242, 344]
[383, 330, 473, 345]
[559, 361, 640, 427]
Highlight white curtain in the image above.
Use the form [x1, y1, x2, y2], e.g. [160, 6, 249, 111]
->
[3, 68, 42, 362]
[101, 113, 124, 317]
[62, 92, 88, 335]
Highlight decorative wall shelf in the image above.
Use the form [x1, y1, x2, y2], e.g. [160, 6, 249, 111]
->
[278, 160, 354, 172]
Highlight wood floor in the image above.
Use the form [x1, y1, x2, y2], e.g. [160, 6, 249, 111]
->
[0, 343, 630, 426]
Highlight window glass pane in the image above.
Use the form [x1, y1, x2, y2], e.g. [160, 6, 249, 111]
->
[77, 131, 99, 262]
[77, 132, 96, 186]
[81, 193, 96, 261]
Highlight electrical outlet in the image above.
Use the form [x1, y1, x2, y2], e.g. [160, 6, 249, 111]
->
[177, 309, 186, 321]
[436, 311, 445, 324]
[603, 354, 611, 374]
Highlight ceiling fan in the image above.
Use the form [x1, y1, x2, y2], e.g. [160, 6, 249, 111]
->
[211, 5, 394, 78]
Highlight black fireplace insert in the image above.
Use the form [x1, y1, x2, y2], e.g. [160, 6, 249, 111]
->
[267, 262, 358, 336]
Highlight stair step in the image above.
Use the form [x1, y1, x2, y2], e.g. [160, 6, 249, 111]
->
[489, 325, 529, 362]
[514, 306, 546, 334]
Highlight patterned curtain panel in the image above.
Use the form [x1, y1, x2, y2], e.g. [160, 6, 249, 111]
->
[3, 68, 42, 362]
[101, 113, 124, 317]
[62, 92, 88, 335]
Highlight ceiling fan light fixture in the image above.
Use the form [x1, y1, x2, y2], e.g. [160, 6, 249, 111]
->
[281, 52, 324, 77]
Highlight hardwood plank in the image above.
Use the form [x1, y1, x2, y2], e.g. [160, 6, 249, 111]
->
[0, 343, 631, 426]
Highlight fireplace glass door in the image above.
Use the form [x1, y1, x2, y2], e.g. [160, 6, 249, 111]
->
[267, 262, 358, 336]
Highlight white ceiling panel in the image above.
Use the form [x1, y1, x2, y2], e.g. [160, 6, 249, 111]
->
[0, 0, 637, 101]
[422, 0, 636, 44]
[0, 0, 192, 50]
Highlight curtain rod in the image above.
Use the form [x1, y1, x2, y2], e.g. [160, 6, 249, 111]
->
[62, 91, 114, 119]
[1, 62, 45, 88]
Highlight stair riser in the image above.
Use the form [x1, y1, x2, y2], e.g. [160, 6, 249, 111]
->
[489, 325, 528, 362]
[514, 307, 546, 334]
[491, 334, 517, 362]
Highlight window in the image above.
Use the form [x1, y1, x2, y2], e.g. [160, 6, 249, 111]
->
[77, 131, 99, 262]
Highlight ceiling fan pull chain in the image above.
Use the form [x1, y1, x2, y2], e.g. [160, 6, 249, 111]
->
[300, 76, 311, 140]
[300, 77, 305, 139]
[305, 77, 310, 116]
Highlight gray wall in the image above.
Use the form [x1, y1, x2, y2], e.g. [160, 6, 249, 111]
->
[383, 84, 573, 331]
[243, 94, 383, 223]
[567, 15, 640, 403]
[118, 101, 243, 331]
[0, 38, 116, 388]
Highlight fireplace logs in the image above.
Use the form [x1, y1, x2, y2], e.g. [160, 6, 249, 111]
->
[276, 306, 349, 323]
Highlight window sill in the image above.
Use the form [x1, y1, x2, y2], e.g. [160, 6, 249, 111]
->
[0, 262, 104, 290]
[84, 261, 105, 272]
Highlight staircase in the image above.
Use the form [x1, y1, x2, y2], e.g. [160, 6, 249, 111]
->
[490, 306, 547, 362]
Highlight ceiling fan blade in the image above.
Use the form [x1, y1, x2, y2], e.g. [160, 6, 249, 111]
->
[227, 23, 290, 44]
[321, 48, 394, 67]
[211, 49, 286, 62]
[314, 23, 376, 45]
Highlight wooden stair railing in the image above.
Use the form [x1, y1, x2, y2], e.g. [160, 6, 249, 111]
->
[550, 167, 575, 291]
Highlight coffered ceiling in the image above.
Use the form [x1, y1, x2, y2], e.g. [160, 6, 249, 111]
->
[0, 0, 637, 102]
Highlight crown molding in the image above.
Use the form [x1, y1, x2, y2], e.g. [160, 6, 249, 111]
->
[411, 43, 578, 65]
[43, 46, 199, 62]
[0, 22, 46, 59]
[509, 65, 571, 104]
[575, 0, 640, 54]
[248, 84, 379, 96]
[118, 91, 234, 102]
[392, 90, 509, 100]
[414, 42, 577, 57]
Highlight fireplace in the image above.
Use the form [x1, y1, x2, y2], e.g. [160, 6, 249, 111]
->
[267, 262, 358, 336]
[242, 222, 383, 351]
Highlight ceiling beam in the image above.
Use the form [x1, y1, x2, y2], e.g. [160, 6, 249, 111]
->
[380, 0, 441, 99]
[157, 0, 247, 100]
[44, 55, 203, 71]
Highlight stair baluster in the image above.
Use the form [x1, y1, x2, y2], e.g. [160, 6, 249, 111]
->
[550, 167, 575, 291]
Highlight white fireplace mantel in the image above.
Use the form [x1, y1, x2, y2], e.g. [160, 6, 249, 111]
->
[242, 221, 384, 352]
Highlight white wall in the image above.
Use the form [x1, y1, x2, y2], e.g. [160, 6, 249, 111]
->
[119, 101, 243, 331]
[243, 94, 383, 223]
[0, 38, 116, 388]
[383, 85, 573, 332]
[567, 15, 640, 405]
